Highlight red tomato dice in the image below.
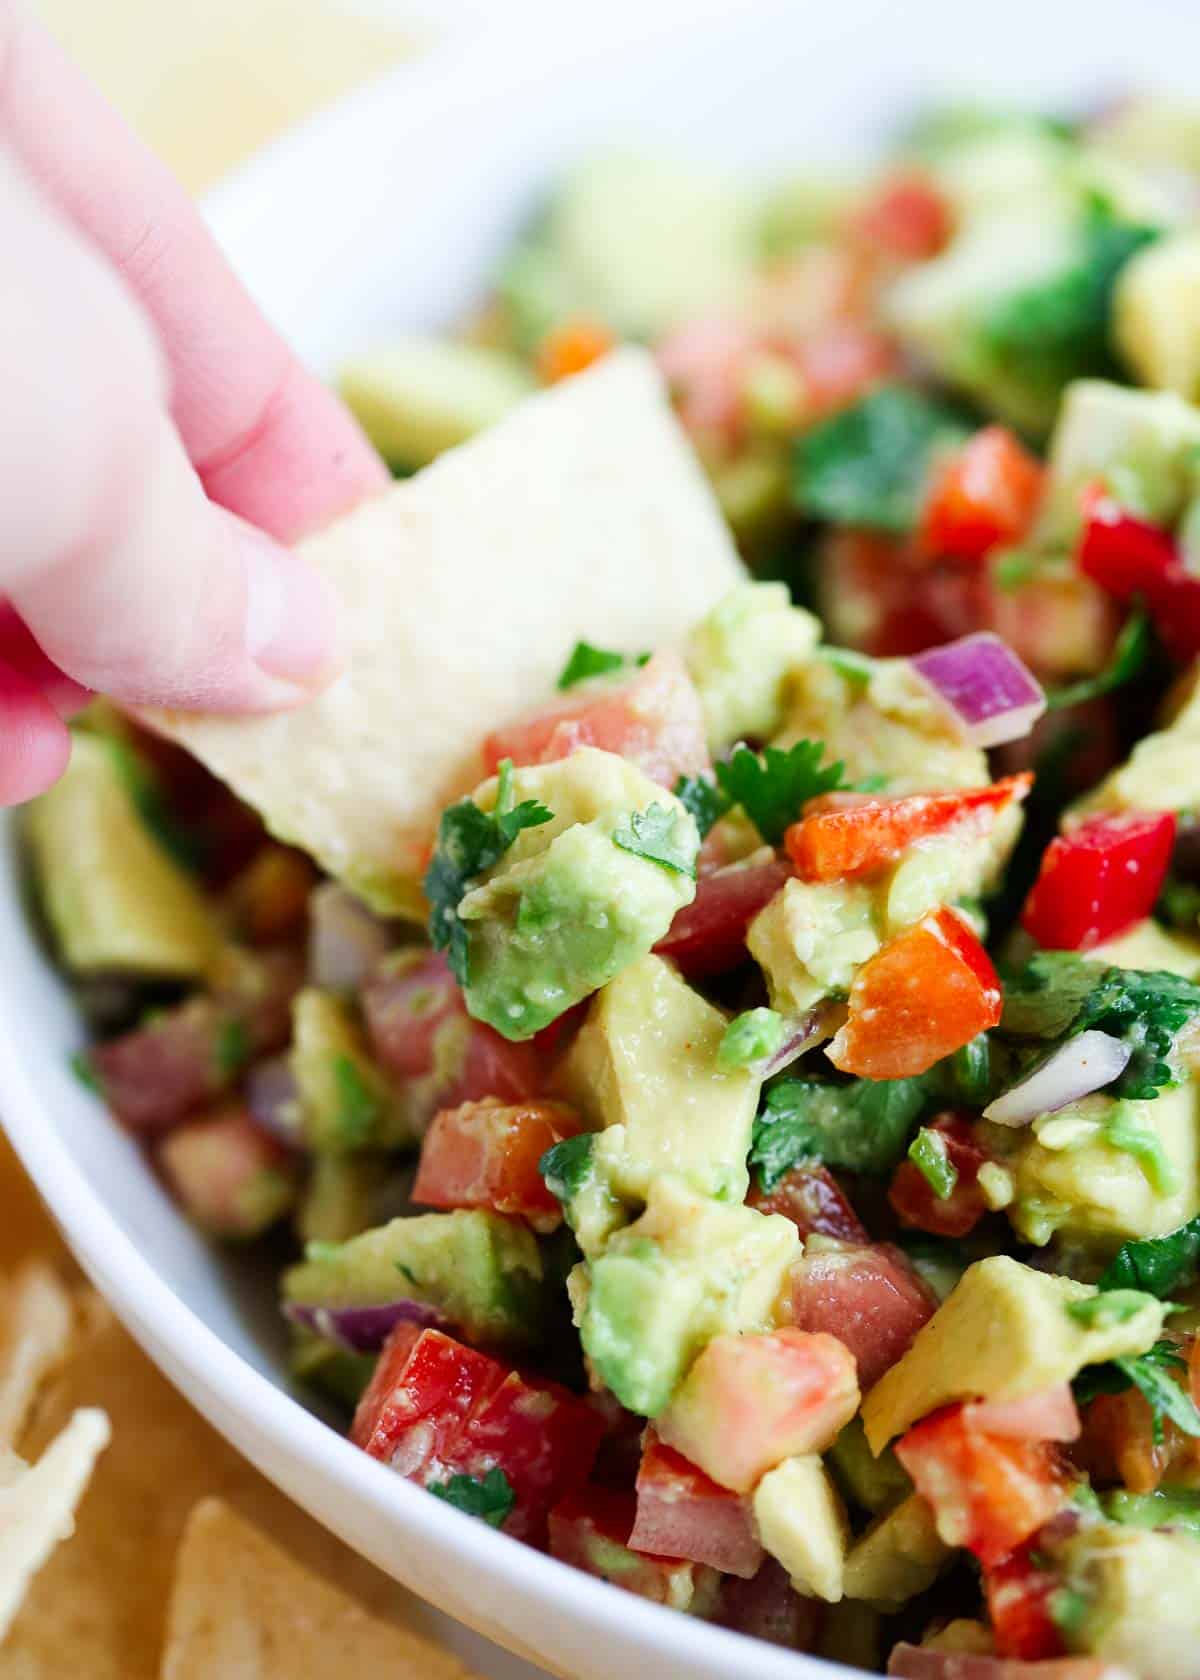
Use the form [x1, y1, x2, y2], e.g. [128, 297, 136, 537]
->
[748, 1163, 868, 1242]
[787, 1241, 936, 1390]
[917, 427, 1044, 567]
[656, 318, 759, 446]
[828, 907, 1002, 1079]
[654, 853, 791, 980]
[716, 1558, 823, 1652]
[792, 323, 900, 417]
[987, 564, 1119, 685]
[352, 1325, 505, 1471]
[964, 1384, 1081, 1444]
[983, 1544, 1069, 1662]
[785, 775, 1032, 884]
[481, 650, 709, 790]
[850, 171, 952, 261]
[895, 1403, 1067, 1566]
[548, 1486, 716, 1609]
[655, 1331, 859, 1493]
[1077, 488, 1200, 665]
[412, 1097, 587, 1230]
[158, 1106, 294, 1238]
[1021, 811, 1177, 950]
[888, 1112, 993, 1239]
[630, 1433, 764, 1578]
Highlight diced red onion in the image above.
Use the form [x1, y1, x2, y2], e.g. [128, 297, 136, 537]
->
[983, 1031, 1131, 1128]
[245, 1055, 305, 1149]
[308, 883, 394, 991]
[910, 632, 1046, 749]
[761, 1003, 844, 1078]
[284, 1298, 446, 1353]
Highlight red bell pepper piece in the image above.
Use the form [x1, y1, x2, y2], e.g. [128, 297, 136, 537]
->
[1021, 810, 1176, 950]
[1077, 487, 1200, 664]
[918, 426, 1044, 567]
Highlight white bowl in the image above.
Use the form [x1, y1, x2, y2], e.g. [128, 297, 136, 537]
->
[5, 3, 1200, 1675]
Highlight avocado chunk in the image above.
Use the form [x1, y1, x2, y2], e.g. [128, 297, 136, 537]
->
[753, 1455, 849, 1603]
[1115, 232, 1200, 400]
[1056, 1522, 1200, 1672]
[842, 1493, 951, 1609]
[827, 1416, 912, 1515]
[578, 1177, 799, 1416]
[24, 733, 220, 978]
[555, 954, 759, 1217]
[283, 1208, 546, 1351]
[1105, 1486, 1200, 1538]
[289, 988, 414, 1153]
[861, 1254, 1166, 1452]
[338, 338, 534, 471]
[297, 1153, 386, 1246]
[457, 749, 698, 1041]
[1090, 918, 1200, 980]
[685, 582, 820, 754]
[1075, 667, 1200, 819]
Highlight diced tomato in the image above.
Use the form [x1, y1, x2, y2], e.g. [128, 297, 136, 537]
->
[964, 1385, 1081, 1445]
[352, 1325, 505, 1470]
[983, 1544, 1069, 1663]
[412, 1097, 586, 1230]
[654, 853, 791, 980]
[987, 564, 1119, 685]
[630, 1433, 764, 1578]
[481, 650, 709, 791]
[786, 1241, 936, 1390]
[850, 171, 952, 261]
[785, 775, 1032, 884]
[817, 529, 990, 658]
[548, 1486, 715, 1608]
[896, 1404, 1067, 1566]
[656, 1331, 859, 1493]
[536, 318, 615, 384]
[716, 1558, 823, 1652]
[656, 318, 759, 447]
[792, 323, 900, 417]
[1021, 811, 1177, 951]
[828, 908, 1002, 1080]
[158, 1106, 294, 1237]
[917, 428, 1044, 568]
[888, 1112, 993, 1240]
[748, 1163, 868, 1242]
[1077, 487, 1200, 665]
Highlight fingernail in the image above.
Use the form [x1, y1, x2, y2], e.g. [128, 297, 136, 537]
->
[242, 523, 339, 690]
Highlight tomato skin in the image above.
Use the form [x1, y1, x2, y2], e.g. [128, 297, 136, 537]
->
[786, 1241, 936, 1390]
[964, 1385, 1080, 1445]
[888, 1112, 993, 1240]
[785, 775, 1032, 884]
[351, 1325, 505, 1468]
[1077, 488, 1200, 664]
[850, 171, 952, 261]
[412, 1097, 585, 1229]
[536, 318, 615, 383]
[983, 1544, 1068, 1662]
[748, 1163, 868, 1242]
[548, 1486, 716, 1607]
[828, 908, 1002, 1080]
[917, 427, 1044, 568]
[1020, 811, 1177, 951]
[896, 1404, 1067, 1566]
[630, 1433, 764, 1578]
[654, 854, 791, 980]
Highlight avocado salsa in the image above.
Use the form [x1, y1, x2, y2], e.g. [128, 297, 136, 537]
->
[28, 98, 1200, 1678]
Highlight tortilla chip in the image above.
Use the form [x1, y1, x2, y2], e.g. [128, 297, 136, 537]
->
[0, 1261, 75, 1448]
[0, 1407, 109, 1640]
[145, 347, 743, 916]
[160, 1498, 471, 1679]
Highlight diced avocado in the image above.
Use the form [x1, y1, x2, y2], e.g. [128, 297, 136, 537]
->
[827, 1416, 912, 1515]
[159, 1108, 297, 1239]
[1075, 669, 1200, 819]
[1036, 379, 1200, 549]
[1056, 1522, 1200, 1672]
[297, 1153, 385, 1246]
[753, 1455, 848, 1603]
[1090, 918, 1200, 980]
[841, 1494, 951, 1609]
[338, 338, 534, 471]
[757, 171, 857, 258]
[685, 582, 820, 754]
[289, 1327, 377, 1411]
[24, 733, 220, 978]
[1114, 232, 1200, 400]
[711, 448, 793, 552]
[861, 1254, 1165, 1452]
[1105, 1486, 1200, 1538]
[578, 1178, 799, 1416]
[289, 988, 413, 1154]
[283, 1208, 547, 1351]
[458, 750, 698, 1041]
[555, 955, 758, 1215]
[816, 1601, 881, 1671]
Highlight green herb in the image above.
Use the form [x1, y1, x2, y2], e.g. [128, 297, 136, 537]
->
[612, 805, 697, 877]
[751, 1075, 934, 1188]
[715, 740, 846, 846]
[1045, 610, 1152, 711]
[540, 1133, 596, 1205]
[104, 736, 204, 873]
[993, 549, 1040, 592]
[396, 1263, 421, 1288]
[428, 1467, 515, 1528]
[791, 385, 970, 532]
[1074, 1341, 1200, 1445]
[69, 1048, 100, 1094]
[214, 1019, 249, 1081]
[425, 759, 554, 982]
[672, 772, 731, 840]
[851, 773, 890, 794]
[907, 1128, 958, 1199]
[1104, 1103, 1180, 1195]
[948, 1034, 992, 1106]
[1067, 1289, 1158, 1329]
[1101, 1215, 1200, 1297]
[1104, 1486, 1200, 1537]
[819, 647, 876, 684]
[719, 1008, 786, 1069]
[331, 1055, 380, 1148]
[1158, 879, 1200, 933]
[1048, 1586, 1092, 1640]
[556, 641, 648, 690]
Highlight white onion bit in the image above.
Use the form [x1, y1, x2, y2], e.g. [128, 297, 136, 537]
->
[983, 1030, 1132, 1128]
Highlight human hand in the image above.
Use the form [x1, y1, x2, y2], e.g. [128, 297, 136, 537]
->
[0, 2, 390, 804]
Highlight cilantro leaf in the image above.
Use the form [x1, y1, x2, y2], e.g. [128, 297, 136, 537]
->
[428, 1467, 515, 1528]
[424, 759, 554, 983]
[907, 1127, 958, 1199]
[1046, 610, 1152, 711]
[214, 1018, 249, 1081]
[673, 772, 731, 840]
[751, 1075, 934, 1188]
[1000, 951, 1099, 1039]
[1101, 1214, 1200, 1298]
[556, 641, 647, 690]
[539, 1133, 595, 1205]
[69, 1048, 100, 1094]
[1066, 1289, 1158, 1330]
[612, 805, 697, 877]
[792, 385, 971, 532]
[1074, 1341, 1200, 1445]
[715, 740, 846, 846]
[1159, 878, 1200, 934]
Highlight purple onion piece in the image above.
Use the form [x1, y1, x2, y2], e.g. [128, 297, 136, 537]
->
[284, 1297, 447, 1353]
[761, 1004, 842, 1079]
[246, 1056, 305, 1150]
[308, 883, 394, 991]
[983, 1030, 1132, 1128]
[910, 631, 1046, 749]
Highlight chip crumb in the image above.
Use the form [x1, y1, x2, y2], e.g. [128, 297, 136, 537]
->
[0, 1407, 110, 1640]
[0, 1260, 75, 1448]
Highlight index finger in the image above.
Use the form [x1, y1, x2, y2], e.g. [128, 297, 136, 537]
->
[0, 2, 389, 541]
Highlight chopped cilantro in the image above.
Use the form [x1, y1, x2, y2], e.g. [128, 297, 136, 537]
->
[1074, 1341, 1200, 1445]
[715, 740, 846, 846]
[1158, 878, 1200, 933]
[214, 1018, 249, 1081]
[1066, 1289, 1157, 1330]
[1048, 1585, 1092, 1640]
[556, 641, 648, 690]
[791, 385, 970, 532]
[992, 549, 1040, 592]
[611, 804, 697, 877]
[947, 1033, 992, 1106]
[719, 1008, 786, 1070]
[331, 1054, 380, 1148]
[672, 772, 731, 840]
[540, 1133, 596, 1205]
[751, 1075, 934, 1188]
[103, 736, 204, 873]
[1045, 609, 1152, 711]
[907, 1128, 958, 1199]
[428, 1467, 515, 1528]
[1101, 1215, 1200, 1297]
[819, 646, 876, 685]
[424, 758, 554, 983]
[396, 1262, 422, 1288]
[69, 1048, 100, 1094]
